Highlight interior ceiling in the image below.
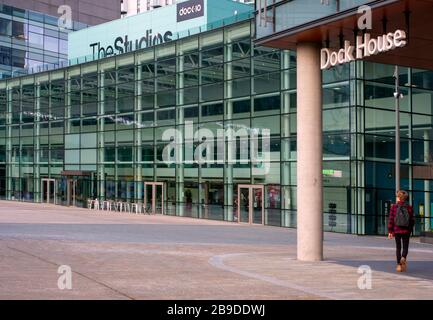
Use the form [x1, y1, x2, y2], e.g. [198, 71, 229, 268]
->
[258, 0, 433, 70]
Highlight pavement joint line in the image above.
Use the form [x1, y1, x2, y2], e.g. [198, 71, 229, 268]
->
[208, 252, 340, 300]
[0, 235, 291, 248]
[6, 245, 136, 300]
[348, 245, 433, 254]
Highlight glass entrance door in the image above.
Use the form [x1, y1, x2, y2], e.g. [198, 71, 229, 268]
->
[74, 177, 91, 208]
[67, 179, 77, 207]
[144, 182, 164, 214]
[41, 178, 56, 204]
[60, 175, 92, 208]
[237, 185, 264, 225]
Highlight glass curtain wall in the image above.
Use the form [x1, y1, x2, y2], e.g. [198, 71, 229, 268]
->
[361, 62, 433, 235]
[1, 18, 433, 235]
[0, 4, 86, 79]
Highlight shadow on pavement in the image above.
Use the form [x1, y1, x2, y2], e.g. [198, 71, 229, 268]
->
[333, 259, 433, 281]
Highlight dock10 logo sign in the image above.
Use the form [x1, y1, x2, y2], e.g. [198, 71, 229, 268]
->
[177, 0, 204, 22]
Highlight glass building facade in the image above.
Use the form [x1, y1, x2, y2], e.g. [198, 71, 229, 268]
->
[255, 0, 374, 39]
[0, 18, 432, 235]
[0, 4, 87, 79]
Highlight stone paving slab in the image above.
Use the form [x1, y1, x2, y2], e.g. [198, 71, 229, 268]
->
[209, 248, 433, 300]
[0, 200, 432, 300]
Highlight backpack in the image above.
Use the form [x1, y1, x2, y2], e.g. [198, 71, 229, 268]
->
[395, 204, 410, 228]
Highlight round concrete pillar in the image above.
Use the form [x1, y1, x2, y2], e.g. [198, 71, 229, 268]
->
[296, 42, 324, 262]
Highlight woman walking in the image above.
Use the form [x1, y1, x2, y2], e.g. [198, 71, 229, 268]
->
[388, 190, 415, 272]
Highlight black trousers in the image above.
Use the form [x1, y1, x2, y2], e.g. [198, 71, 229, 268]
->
[395, 233, 410, 264]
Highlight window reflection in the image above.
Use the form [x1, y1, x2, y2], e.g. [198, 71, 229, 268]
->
[2, 18, 433, 236]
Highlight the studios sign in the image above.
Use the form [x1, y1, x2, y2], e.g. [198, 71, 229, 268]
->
[321, 29, 407, 70]
[90, 30, 173, 59]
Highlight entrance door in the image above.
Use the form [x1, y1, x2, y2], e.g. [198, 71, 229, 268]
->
[237, 185, 264, 225]
[144, 182, 164, 214]
[67, 179, 77, 207]
[41, 178, 56, 204]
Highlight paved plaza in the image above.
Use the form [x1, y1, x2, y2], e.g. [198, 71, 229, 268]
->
[0, 200, 432, 300]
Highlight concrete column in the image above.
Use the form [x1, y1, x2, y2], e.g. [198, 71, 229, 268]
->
[296, 42, 323, 262]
